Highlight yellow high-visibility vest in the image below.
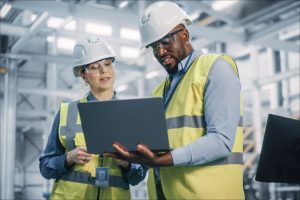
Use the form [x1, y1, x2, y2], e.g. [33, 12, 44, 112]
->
[50, 97, 130, 200]
[148, 54, 244, 200]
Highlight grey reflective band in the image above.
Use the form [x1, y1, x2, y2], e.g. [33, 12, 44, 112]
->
[166, 115, 206, 129]
[203, 152, 243, 166]
[60, 170, 129, 190]
[166, 115, 243, 129]
[60, 101, 82, 151]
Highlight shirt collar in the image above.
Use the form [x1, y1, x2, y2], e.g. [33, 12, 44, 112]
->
[170, 49, 199, 77]
[87, 91, 117, 101]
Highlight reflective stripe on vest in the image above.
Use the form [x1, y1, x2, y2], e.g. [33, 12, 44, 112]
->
[60, 170, 129, 190]
[60, 101, 82, 150]
[167, 115, 243, 129]
[203, 152, 243, 166]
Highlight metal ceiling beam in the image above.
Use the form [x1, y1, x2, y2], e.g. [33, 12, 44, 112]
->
[257, 68, 300, 86]
[0, 22, 139, 47]
[253, 38, 299, 53]
[11, 0, 139, 28]
[189, 19, 299, 53]
[243, 1, 300, 28]
[0, 23, 27, 36]
[189, 25, 245, 43]
[42, 29, 140, 46]
[18, 88, 79, 100]
[247, 16, 300, 42]
[236, 0, 294, 26]
[185, 1, 237, 26]
[11, 12, 49, 53]
[0, 53, 144, 72]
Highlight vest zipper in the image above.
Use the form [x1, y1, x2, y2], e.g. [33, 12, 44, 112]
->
[96, 156, 104, 200]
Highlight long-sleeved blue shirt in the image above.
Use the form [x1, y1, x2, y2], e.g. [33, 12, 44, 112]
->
[39, 92, 146, 186]
[166, 50, 241, 166]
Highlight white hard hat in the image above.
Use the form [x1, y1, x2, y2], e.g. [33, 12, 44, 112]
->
[72, 37, 116, 77]
[139, 1, 192, 48]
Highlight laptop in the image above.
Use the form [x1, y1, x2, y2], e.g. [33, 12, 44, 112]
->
[77, 97, 171, 154]
[255, 114, 300, 183]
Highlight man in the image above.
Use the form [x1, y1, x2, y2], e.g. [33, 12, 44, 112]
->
[111, 1, 244, 199]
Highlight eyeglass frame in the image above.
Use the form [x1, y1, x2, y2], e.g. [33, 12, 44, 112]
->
[147, 28, 185, 54]
[82, 58, 114, 74]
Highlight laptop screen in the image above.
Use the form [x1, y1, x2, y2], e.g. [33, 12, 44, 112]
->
[78, 97, 170, 154]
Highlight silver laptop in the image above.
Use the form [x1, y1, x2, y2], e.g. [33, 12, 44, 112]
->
[77, 97, 170, 154]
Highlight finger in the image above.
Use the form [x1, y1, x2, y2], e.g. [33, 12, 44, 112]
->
[113, 142, 128, 151]
[112, 144, 132, 158]
[137, 144, 155, 158]
[78, 146, 87, 152]
[138, 143, 151, 149]
[78, 149, 92, 157]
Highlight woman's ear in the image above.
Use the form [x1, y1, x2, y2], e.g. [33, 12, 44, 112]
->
[80, 70, 88, 84]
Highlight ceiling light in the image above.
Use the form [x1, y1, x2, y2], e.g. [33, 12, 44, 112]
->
[118, 1, 129, 8]
[47, 36, 55, 43]
[0, 3, 12, 18]
[120, 46, 140, 59]
[47, 17, 64, 29]
[64, 20, 76, 31]
[212, 1, 238, 11]
[120, 28, 140, 41]
[56, 37, 76, 50]
[85, 22, 112, 36]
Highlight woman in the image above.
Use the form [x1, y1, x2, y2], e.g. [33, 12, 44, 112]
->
[39, 37, 145, 199]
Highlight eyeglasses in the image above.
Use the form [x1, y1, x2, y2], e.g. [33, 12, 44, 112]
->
[84, 58, 114, 74]
[147, 29, 184, 55]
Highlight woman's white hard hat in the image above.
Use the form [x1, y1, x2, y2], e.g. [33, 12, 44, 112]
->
[72, 37, 115, 77]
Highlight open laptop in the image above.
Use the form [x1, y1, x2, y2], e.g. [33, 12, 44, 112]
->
[77, 97, 170, 154]
[255, 114, 300, 183]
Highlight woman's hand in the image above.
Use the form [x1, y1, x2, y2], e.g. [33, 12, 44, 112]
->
[65, 146, 92, 167]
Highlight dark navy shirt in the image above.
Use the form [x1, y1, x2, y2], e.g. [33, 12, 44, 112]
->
[39, 92, 146, 186]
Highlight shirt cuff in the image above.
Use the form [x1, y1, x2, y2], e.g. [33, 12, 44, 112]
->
[60, 154, 70, 172]
[170, 147, 191, 166]
[130, 163, 140, 170]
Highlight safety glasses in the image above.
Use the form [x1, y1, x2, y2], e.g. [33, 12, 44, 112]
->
[147, 29, 184, 55]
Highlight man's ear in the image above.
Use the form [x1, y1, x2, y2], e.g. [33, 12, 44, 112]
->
[181, 29, 190, 42]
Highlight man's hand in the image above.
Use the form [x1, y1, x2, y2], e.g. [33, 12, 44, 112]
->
[65, 146, 92, 167]
[109, 143, 173, 167]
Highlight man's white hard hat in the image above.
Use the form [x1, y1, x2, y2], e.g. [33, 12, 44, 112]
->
[139, 1, 192, 48]
[72, 37, 116, 77]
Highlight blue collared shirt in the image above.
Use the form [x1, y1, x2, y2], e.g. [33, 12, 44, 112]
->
[39, 92, 146, 186]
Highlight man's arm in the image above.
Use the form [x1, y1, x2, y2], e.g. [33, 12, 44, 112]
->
[171, 58, 241, 166]
[110, 57, 240, 167]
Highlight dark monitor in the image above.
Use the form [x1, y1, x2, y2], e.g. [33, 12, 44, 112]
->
[256, 114, 300, 183]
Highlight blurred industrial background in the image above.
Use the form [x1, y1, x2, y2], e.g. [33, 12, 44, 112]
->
[0, 0, 299, 199]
